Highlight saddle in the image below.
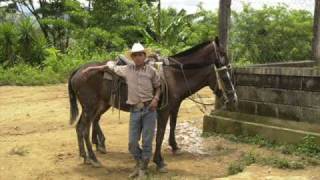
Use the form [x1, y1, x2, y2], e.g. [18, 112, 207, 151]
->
[103, 55, 169, 110]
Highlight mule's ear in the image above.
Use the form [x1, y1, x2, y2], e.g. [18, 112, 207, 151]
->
[215, 36, 220, 47]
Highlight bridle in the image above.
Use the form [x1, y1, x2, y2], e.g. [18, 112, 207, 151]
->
[211, 41, 237, 105]
[167, 41, 237, 107]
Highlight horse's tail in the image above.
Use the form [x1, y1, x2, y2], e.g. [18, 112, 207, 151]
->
[68, 69, 79, 125]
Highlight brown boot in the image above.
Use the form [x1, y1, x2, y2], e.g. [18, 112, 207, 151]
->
[128, 160, 140, 179]
[138, 159, 149, 179]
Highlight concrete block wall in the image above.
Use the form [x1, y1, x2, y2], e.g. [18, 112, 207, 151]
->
[233, 67, 320, 124]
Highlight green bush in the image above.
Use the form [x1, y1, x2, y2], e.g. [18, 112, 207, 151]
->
[0, 46, 120, 85]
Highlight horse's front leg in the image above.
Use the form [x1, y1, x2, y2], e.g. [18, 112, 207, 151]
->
[153, 109, 170, 172]
[169, 102, 182, 155]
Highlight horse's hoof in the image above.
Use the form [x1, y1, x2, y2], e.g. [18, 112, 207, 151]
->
[90, 160, 102, 168]
[83, 158, 91, 165]
[85, 158, 102, 168]
[172, 148, 182, 155]
[92, 161, 102, 168]
[157, 165, 168, 173]
[97, 146, 107, 154]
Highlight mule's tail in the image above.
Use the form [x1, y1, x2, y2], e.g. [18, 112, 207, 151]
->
[68, 69, 79, 125]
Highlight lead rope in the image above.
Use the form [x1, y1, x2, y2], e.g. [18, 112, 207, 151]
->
[167, 57, 215, 112]
[166, 41, 227, 111]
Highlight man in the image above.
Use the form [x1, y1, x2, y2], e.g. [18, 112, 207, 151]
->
[82, 43, 162, 178]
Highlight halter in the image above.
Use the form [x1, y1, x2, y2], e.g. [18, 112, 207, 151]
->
[165, 40, 236, 106]
[211, 41, 237, 104]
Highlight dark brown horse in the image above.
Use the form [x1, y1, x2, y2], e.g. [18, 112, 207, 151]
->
[68, 37, 238, 168]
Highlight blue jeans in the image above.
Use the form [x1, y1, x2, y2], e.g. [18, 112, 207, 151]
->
[129, 106, 157, 161]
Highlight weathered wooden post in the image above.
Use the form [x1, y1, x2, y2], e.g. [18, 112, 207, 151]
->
[313, 0, 320, 65]
[218, 0, 232, 53]
[215, 0, 232, 110]
[157, 0, 161, 43]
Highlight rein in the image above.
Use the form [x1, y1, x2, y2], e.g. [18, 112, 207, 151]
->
[166, 62, 212, 69]
[166, 41, 233, 107]
[166, 55, 216, 106]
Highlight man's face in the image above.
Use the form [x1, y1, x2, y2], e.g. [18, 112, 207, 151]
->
[131, 52, 146, 66]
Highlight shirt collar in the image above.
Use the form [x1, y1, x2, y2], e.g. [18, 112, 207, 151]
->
[134, 64, 146, 71]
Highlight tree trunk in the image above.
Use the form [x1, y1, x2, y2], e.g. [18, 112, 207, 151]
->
[157, 0, 161, 43]
[21, 1, 51, 44]
[88, 0, 92, 11]
[313, 0, 320, 65]
[218, 0, 231, 53]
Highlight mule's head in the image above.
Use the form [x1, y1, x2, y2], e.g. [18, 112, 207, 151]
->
[209, 37, 238, 110]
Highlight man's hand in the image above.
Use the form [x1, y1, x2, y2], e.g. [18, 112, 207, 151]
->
[149, 98, 159, 111]
[81, 65, 106, 80]
[81, 67, 93, 80]
[82, 67, 92, 75]
[149, 86, 161, 111]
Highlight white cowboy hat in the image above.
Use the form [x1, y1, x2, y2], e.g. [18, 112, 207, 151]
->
[125, 42, 151, 60]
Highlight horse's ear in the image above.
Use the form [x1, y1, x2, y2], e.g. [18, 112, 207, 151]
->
[215, 36, 220, 47]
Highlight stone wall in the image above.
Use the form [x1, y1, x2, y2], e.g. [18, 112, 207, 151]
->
[203, 62, 320, 144]
[234, 66, 320, 124]
[246, 60, 316, 67]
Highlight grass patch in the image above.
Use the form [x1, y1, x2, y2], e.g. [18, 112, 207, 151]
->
[228, 162, 245, 175]
[260, 156, 304, 169]
[228, 152, 257, 175]
[228, 152, 304, 175]
[203, 132, 320, 160]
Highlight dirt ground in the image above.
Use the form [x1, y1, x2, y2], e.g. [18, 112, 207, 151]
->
[0, 84, 320, 180]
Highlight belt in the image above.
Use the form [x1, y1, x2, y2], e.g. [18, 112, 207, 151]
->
[131, 101, 151, 111]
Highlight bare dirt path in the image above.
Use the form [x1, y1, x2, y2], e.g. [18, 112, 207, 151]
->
[0, 84, 319, 180]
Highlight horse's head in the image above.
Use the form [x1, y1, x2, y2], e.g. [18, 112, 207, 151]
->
[167, 38, 238, 110]
[209, 37, 238, 110]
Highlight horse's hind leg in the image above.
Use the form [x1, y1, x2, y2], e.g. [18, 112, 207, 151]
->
[82, 110, 102, 167]
[92, 119, 106, 153]
[76, 114, 86, 160]
[92, 105, 110, 154]
[92, 117, 107, 154]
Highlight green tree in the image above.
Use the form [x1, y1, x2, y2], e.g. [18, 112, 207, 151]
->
[18, 18, 47, 65]
[0, 22, 18, 66]
[230, 4, 313, 64]
[187, 4, 218, 45]
[2, 0, 88, 51]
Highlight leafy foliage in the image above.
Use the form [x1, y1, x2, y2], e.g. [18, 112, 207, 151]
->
[230, 4, 313, 64]
[0, 1, 314, 85]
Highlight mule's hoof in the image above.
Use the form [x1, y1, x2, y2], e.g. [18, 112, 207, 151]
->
[97, 146, 107, 154]
[172, 148, 182, 155]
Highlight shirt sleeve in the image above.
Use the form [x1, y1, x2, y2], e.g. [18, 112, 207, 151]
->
[152, 68, 161, 88]
[106, 61, 127, 77]
[113, 66, 127, 77]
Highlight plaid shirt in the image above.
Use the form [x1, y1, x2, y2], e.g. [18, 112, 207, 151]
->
[106, 63, 160, 105]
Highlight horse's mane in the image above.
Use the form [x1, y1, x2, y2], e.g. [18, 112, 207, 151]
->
[170, 41, 212, 58]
